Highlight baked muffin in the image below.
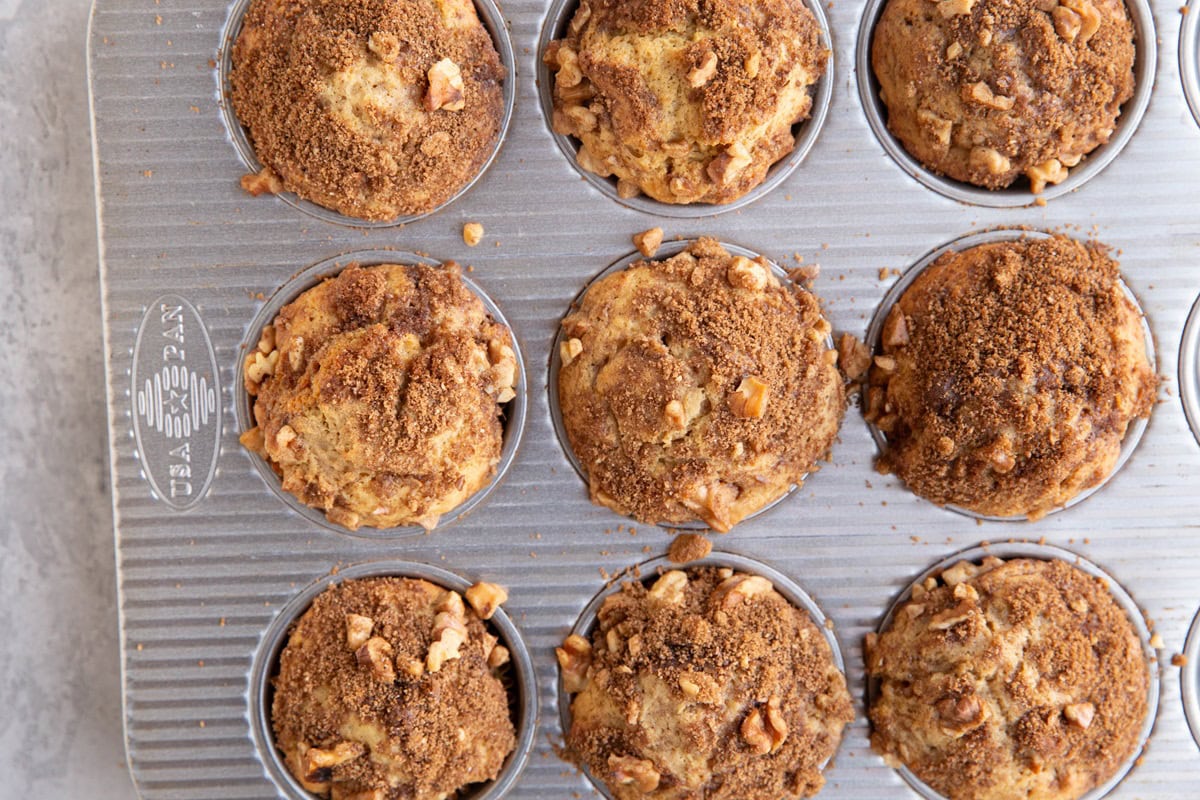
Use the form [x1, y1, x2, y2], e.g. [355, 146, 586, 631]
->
[558, 567, 853, 799]
[545, 0, 827, 204]
[272, 577, 516, 800]
[556, 238, 845, 532]
[230, 0, 505, 220]
[871, 0, 1135, 192]
[864, 235, 1155, 519]
[866, 557, 1150, 800]
[241, 262, 518, 530]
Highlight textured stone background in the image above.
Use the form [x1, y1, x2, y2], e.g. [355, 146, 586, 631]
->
[0, 0, 134, 796]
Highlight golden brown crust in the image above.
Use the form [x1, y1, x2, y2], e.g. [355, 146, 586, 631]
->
[547, 0, 827, 204]
[230, 0, 505, 220]
[272, 577, 516, 800]
[241, 262, 518, 530]
[866, 557, 1150, 800]
[562, 568, 853, 799]
[871, 0, 1135, 191]
[557, 238, 845, 532]
[864, 236, 1156, 519]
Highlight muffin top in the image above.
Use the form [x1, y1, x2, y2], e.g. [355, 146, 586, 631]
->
[545, 0, 827, 204]
[241, 262, 518, 530]
[864, 235, 1155, 519]
[871, 0, 1135, 192]
[272, 577, 516, 800]
[866, 557, 1150, 800]
[558, 567, 853, 799]
[230, 0, 505, 220]
[557, 238, 845, 532]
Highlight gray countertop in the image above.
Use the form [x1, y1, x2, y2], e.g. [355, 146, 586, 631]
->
[1, 0, 133, 796]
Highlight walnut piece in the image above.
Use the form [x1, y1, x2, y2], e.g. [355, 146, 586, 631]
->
[688, 50, 718, 87]
[608, 754, 661, 792]
[741, 698, 788, 754]
[967, 81, 1014, 111]
[345, 614, 374, 651]
[713, 574, 773, 609]
[1064, 702, 1096, 729]
[729, 376, 770, 419]
[240, 166, 283, 197]
[726, 255, 770, 291]
[969, 146, 1011, 176]
[882, 308, 910, 348]
[466, 581, 508, 620]
[707, 142, 752, 185]
[938, 0, 976, 16]
[302, 741, 365, 781]
[560, 337, 584, 367]
[425, 58, 465, 112]
[462, 222, 484, 247]
[1027, 158, 1068, 194]
[1061, 0, 1102, 43]
[246, 348, 279, 384]
[648, 570, 688, 605]
[355, 637, 396, 683]
[557, 633, 593, 693]
[634, 227, 664, 258]
[837, 334, 872, 381]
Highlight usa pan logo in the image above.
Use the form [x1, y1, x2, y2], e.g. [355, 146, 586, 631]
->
[131, 295, 222, 510]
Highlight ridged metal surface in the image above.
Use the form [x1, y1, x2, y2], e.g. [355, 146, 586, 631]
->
[88, 0, 1200, 797]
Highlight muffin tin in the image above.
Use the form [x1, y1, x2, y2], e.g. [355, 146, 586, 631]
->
[88, 0, 1200, 797]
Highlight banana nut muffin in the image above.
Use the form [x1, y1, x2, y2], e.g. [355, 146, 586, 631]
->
[558, 567, 853, 799]
[272, 577, 516, 800]
[866, 557, 1150, 800]
[871, 0, 1136, 192]
[556, 238, 845, 532]
[864, 235, 1155, 519]
[241, 262, 518, 531]
[545, 0, 828, 205]
[230, 0, 505, 220]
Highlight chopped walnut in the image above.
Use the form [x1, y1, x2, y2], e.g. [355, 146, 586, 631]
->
[1061, 0, 1102, 42]
[967, 81, 1014, 111]
[427, 626, 466, 673]
[969, 146, 1011, 176]
[240, 166, 283, 197]
[873, 355, 897, 375]
[466, 581, 508, 620]
[355, 637, 396, 683]
[634, 227, 664, 258]
[936, 694, 985, 731]
[713, 574, 773, 609]
[837, 333, 872, 381]
[648, 570, 688, 605]
[917, 108, 954, 146]
[678, 675, 701, 698]
[688, 49, 718, 87]
[1027, 158, 1068, 193]
[608, 755, 661, 792]
[246, 348, 279, 384]
[929, 600, 976, 630]
[707, 142, 753, 185]
[487, 644, 510, 669]
[557, 633, 593, 693]
[938, 0, 976, 16]
[1064, 702, 1096, 729]
[729, 376, 770, 419]
[488, 340, 518, 403]
[302, 741, 365, 781]
[560, 337, 584, 367]
[274, 424, 297, 449]
[462, 222, 484, 247]
[882, 308, 910, 348]
[742, 698, 788, 754]
[941, 561, 979, 587]
[726, 255, 770, 291]
[424, 58, 465, 112]
[946, 41, 964, 59]
[345, 614, 374, 651]
[555, 46, 583, 89]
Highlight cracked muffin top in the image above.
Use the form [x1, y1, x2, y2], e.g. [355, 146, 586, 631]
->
[545, 0, 827, 205]
[866, 557, 1150, 800]
[556, 238, 845, 532]
[558, 567, 853, 799]
[230, 0, 505, 220]
[241, 262, 518, 531]
[871, 0, 1135, 193]
[864, 235, 1155, 519]
[272, 576, 516, 800]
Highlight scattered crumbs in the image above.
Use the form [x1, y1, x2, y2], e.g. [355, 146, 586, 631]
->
[265, 600, 271, 606]
[600, 550, 610, 556]
[629, 527, 637, 536]
[669, 533, 713, 564]
[466, 265, 475, 273]
[865, 480, 873, 489]
[1035, 197, 1047, 207]
[189, 105, 201, 113]
[1173, 653, 1189, 668]
[1083, 538, 1091, 545]
[155, 14, 162, 24]
[463, 221, 484, 247]
[136, 643, 144, 651]
[530, 552, 538, 559]
[1037, 536, 1046, 545]
[881, 500, 887, 506]
[535, 532, 542, 539]
[822, 243, 829, 250]
[824, 617, 834, 630]
[599, 567, 611, 580]
[218, 617, 227, 627]
[494, 241, 500, 247]
[197, 660, 205, 667]
[175, 582, 181, 589]
[910, 535, 921, 543]
[166, 39, 172, 46]
[976, 518, 984, 526]
[878, 267, 890, 281]
[1149, 633, 1165, 649]
[633, 227, 664, 258]
[642, 545, 652, 553]
[1181, 5, 1188, 13]
[208, 58, 217, 69]
[143, 169, 154, 178]
[788, 263, 820, 283]
[198, 720, 206, 728]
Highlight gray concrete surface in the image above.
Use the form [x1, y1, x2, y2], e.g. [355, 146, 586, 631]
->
[0, 0, 135, 796]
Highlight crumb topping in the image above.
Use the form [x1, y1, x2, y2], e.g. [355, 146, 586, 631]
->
[867, 557, 1150, 800]
[561, 567, 853, 799]
[272, 577, 516, 800]
[546, 0, 827, 204]
[865, 236, 1155, 518]
[557, 238, 845, 531]
[242, 262, 518, 530]
[872, 0, 1136, 191]
[668, 533, 713, 563]
[230, 0, 505, 220]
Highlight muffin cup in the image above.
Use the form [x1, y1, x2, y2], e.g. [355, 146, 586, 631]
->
[548, 239, 832, 531]
[1182, 605, 1200, 753]
[218, 0, 516, 228]
[868, 541, 1160, 800]
[535, 0, 833, 218]
[557, 550, 847, 799]
[854, 0, 1156, 207]
[1180, 292, 1200, 448]
[863, 228, 1155, 522]
[248, 559, 538, 800]
[1182, 0, 1200, 129]
[236, 249, 527, 538]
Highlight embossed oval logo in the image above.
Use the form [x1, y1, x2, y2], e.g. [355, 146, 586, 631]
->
[131, 295, 222, 510]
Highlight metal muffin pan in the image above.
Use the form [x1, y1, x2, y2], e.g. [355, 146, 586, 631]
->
[88, 0, 1200, 796]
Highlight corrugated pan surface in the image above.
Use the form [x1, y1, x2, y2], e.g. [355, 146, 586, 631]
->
[89, 0, 1200, 796]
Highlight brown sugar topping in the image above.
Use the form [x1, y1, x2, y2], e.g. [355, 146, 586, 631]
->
[557, 238, 845, 531]
[865, 236, 1156, 518]
[561, 568, 853, 799]
[871, 0, 1136, 190]
[867, 558, 1150, 800]
[241, 262, 518, 530]
[271, 577, 516, 800]
[230, 0, 505, 220]
[667, 533, 713, 563]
